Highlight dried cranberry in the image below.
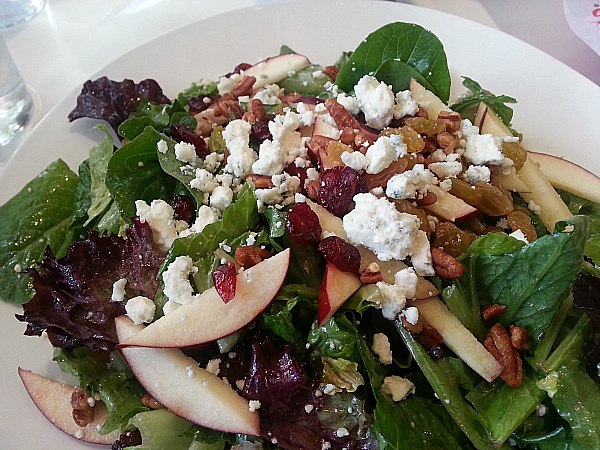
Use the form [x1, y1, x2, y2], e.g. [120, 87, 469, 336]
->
[168, 195, 195, 225]
[317, 236, 361, 273]
[213, 263, 237, 303]
[228, 62, 252, 76]
[187, 94, 219, 115]
[170, 123, 209, 158]
[286, 202, 322, 246]
[316, 166, 368, 216]
[111, 430, 142, 450]
[250, 114, 275, 144]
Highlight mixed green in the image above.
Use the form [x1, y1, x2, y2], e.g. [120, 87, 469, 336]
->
[1, 22, 599, 450]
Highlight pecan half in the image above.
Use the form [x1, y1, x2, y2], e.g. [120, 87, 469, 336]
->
[436, 111, 462, 133]
[246, 174, 274, 189]
[323, 65, 340, 81]
[481, 303, 507, 321]
[324, 98, 361, 129]
[71, 387, 94, 427]
[415, 190, 437, 207]
[235, 246, 272, 269]
[231, 75, 257, 98]
[400, 314, 424, 335]
[436, 131, 459, 153]
[431, 247, 465, 279]
[509, 325, 530, 350]
[360, 262, 383, 284]
[484, 323, 523, 388]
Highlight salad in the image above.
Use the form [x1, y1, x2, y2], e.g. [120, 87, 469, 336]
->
[1, 20, 600, 450]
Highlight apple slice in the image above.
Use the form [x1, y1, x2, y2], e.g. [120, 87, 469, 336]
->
[18, 368, 120, 445]
[477, 103, 572, 232]
[312, 116, 340, 139]
[121, 248, 290, 348]
[409, 297, 503, 382]
[423, 185, 479, 223]
[318, 262, 362, 325]
[528, 151, 600, 204]
[409, 78, 452, 120]
[243, 54, 310, 89]
[115, 316, 260, 436]
[305, 199, 439, 300]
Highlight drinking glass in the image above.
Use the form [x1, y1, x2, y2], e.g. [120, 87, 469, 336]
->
[0, 0, 45, 29]
[0, 36, 33, 146]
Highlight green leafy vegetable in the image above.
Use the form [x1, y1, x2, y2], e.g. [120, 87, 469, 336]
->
[127, 409, 195, 450]
[0, 159, 80, 304]
[278, 64, 333, 96]
[336, 22, 451, 102]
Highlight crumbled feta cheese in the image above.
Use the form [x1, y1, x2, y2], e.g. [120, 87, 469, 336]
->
[363, 135, 407, 174]
[343, 193, 420, 262]
[111, 278, 127, 302]
[336, 427, 350, 438]
[340, 150, 369, 171]
[509, 229, 529, 243]
[464, 134, 504, 165]
[460, 119, 479, 138]
[402, 306, 419, 325]
[174, 142, 197, 164]
[256, 173, 301, 206]
[223, 119, 257, 178]
[252, 84, 283, 105]
[323, 383, 336, 395]
[463, 165, 491, 183]
[372, 333, 393, 364]
[386, 164, 438, 200]
[381, 375, 415, 401]
[248, 400, 261, 412]
[190, 168, 218, 193]
[205, 358, 221, 375]
[13, 263, 22, 273]
[125, 296, 156, 325]
[376, 267, 418, 319]
[135, 199, 188, 251]
[157, 139, 168, 154]
[336, 93, 360, 115]
[528, 199, 542, 215]
[179, 205, 219, 237]
[203, 152, 224, 173]
[210, 185, 234, 211]
[410, 230, 435, 276]
[439, 179, 453, 191]
[216, 73, 240, 95]
[428, 161, 462, 179]
[393, 90, 419, 119]
[354, 75, 396, 129]
[162, 256, 199, 309]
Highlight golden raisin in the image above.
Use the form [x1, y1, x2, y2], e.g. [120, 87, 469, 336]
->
[501, 141, 527, 171]
[433, 222, 477, 258]
[404, 117, 446, 135]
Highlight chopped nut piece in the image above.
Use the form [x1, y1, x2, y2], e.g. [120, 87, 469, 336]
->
[360, 262, 383, 284]
[436, 111, 462, 133]
[481, 304, 507, 321]
[246, 174, 275, 189]
[509, 325, 530, 350]
[235, 246, 272, 269]
[324, 98, 361, 129]
[431, 247, 465, 279]
[400, 314, 424, 335]
[323, 65, 340, 81]
[484, 323, 523, 388]
[71, 387, 94, 427]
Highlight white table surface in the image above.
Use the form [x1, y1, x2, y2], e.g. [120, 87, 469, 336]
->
[1, 0, 599, 175]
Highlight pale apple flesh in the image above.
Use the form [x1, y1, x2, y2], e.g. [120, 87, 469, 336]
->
[18, 368, 120, 445]
[242, 54, 310, 89]
[423, 185, 479, 224]
[306, 199, 439, 299]
[120, 248, 290, 349]
[409, 78, 452, 120]
[116, 316, 260, 436]
[318, 262, 362, 326]
[408, 297, 503, 382]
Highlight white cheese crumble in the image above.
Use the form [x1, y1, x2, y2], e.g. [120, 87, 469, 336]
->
[205, 358, 221, 375]
[179, 205, 219, 238]
[223, 119, 257, 178]
[372, 333, 393, 365]
[381, 375, 415, 402]
[376, 267, 418, 319]
[248, 400, 261, 412]
[336, 93, 360, 115]
[464, 134, 505, 165]
[135, 199, 189, 251]
[364, 135, 407, 174]
[354, 75, 396, 129]
[336, 427, 350, 438]
[161, 255, 199, 311]
[509, 229, 529, 243]
[402, 306, 419, 325]
[343, 193, 420, 262]
[174, 142, 197, 164]
[386, 164, 438, 200]
[428, 161, 463, 179]
[463, 165, 491, 183]
[111, 278, 127, 302]
[210, 185, 234, 211]
[252, 84, 283, 105]
[125, 296, 156, 325]
[393, 90, 419, 119]
[157, 139, 168, 154]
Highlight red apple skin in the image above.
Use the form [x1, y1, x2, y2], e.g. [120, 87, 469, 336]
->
[120, 248, 290, 349]
[318, 262, 362, 326]
[18, 368, 119, 445]
[115, 317, 260, 436]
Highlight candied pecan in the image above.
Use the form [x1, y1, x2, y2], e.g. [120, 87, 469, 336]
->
[340, 127, 356, 146]
[235, 246, 272, 269]
[323, 65, 340, 81]
[436, 111, 462, 133]
[360, 262, 383, 284]
[212, 99, 245, 119]
[431, 247, 465, 279]
[400, 314, 424, 334]
[509, 325, 530, 350]
[246, 174, 275, 189]
[484, 323, 523, 388]
[249, 98, 266, 121]
[306, 180, 320, 200]
[231, 75, 256, 98]
[481, 303, 507, 321]
[71, 387, 94, 427]
[415, 190, 437, 207]
[141, 394, 164, 409]
[280, 92, 302, 103]
[436, 131, 459, 153]
[324, 98, 361, 129]
[194, 109, 229, 136]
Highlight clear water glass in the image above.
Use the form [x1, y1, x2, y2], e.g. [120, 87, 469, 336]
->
[0, 0, 45, 29]
[0, 36, 33, 146]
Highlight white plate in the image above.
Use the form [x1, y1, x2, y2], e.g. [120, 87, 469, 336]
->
[2, 1, 600, 448]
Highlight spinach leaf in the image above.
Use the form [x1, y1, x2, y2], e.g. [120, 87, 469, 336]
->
[106, 126, 179, 219]
[84, 125, 115, 226]
[559, 188, 600, 266]
[551, 360, 600, 449]
[450, 77, 517, 128]
[0, 159, 79, 304]
[464, 218, 590, 348]
[335, 22, 451, 102]
[308, 314, 361, 362]
[373, 59, 435, 94]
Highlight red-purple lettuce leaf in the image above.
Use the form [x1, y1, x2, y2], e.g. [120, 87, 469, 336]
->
[68, 77, 171, 132]
[16, 218, 166, 350]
